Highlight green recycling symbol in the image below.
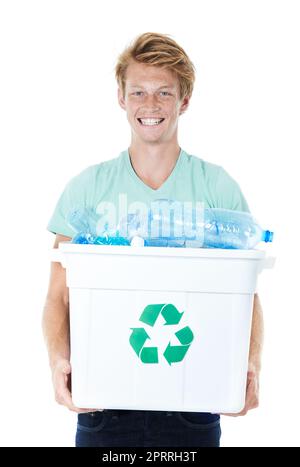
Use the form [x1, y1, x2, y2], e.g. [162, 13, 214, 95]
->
[129, 304, 194, 365]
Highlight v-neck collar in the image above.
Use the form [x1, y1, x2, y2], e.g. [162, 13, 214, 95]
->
[124, 147, 185, 195]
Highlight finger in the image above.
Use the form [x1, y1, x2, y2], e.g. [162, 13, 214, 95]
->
[221, 393, 252, 417]
[62, 392, 80, 412]
[77, 408, 103, 414]
[57, 385, 83, 413]
[245, 378, 259, 409]
[222, 373, 259, 417]
[220, 411, 247, 417]
[56, 376, 102, 413]
[54, 370, 79, 412]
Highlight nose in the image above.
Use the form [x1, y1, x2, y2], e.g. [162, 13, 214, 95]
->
[143, 93, 161, 111]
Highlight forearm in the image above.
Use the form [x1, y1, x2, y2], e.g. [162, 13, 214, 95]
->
[42, 297, 70, 369]
[248, 293, 264, 373]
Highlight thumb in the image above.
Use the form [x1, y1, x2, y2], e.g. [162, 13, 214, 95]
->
[55, 359, 71, 375]
[62, 361, 71, 375]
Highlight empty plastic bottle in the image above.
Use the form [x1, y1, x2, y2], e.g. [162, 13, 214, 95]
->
[200, 208, 273, 249]
[66, 208, 130, 245]
[118, 200, 274, 250]
[67, 203, 274, 249]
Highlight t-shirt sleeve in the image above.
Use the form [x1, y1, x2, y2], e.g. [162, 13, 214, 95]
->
[47, 168, 91, 236]
[47, 180, 75, 237]
[214, 166, 251, 213]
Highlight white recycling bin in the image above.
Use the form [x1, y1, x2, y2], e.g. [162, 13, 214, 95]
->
[51, 242, 275, 414]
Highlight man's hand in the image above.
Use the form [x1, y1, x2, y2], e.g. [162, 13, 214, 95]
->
[52, 359, 100, 414]
[222, 293, 263, 417]
[222, 369, 259, 417]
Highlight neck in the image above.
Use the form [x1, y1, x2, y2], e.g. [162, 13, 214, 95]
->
[128, 141, 181, 190]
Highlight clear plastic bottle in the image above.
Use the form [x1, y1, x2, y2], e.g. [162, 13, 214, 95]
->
[119, 203, 273, 250]
[67, 204, 274, 249]
[66, 208, 130, 245]
[200, 208, 273, 249]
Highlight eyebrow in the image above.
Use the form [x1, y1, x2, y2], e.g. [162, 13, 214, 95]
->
[129, 85, 175, 90]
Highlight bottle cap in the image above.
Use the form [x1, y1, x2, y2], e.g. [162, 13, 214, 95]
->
[263, 230, 274, 243]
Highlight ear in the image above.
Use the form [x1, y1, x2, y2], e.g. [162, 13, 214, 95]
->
[118, 87, 126, 110]
[179, 95, 190, 115]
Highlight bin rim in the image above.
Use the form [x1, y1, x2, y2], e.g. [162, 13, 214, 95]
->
[57, 241, 267, 260]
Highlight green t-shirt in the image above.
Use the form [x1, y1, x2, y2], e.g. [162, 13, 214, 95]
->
[47, 148, 250, 238]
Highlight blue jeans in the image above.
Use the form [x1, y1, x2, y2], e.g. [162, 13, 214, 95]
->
[76, 410, 221, 447]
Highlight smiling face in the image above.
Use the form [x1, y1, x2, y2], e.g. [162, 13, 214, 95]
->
[118, 60, 190, 146]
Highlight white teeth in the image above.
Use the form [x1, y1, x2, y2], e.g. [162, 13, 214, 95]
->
[139, 118, 164, 126]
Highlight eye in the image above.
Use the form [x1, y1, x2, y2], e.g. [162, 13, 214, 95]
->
[160, 91, 171, 96]
[133, 91, 144, 96]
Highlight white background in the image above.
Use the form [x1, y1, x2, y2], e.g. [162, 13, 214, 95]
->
[0, 0, 299, 447]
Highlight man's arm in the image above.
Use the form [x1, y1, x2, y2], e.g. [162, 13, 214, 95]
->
[243, 292, 264, 414]
[248, 292, 264, 374]
[224, 292, 264, 417]
[42, 233, 93, 413]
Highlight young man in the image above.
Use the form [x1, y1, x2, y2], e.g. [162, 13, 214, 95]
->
[43, 32, 263, 448]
